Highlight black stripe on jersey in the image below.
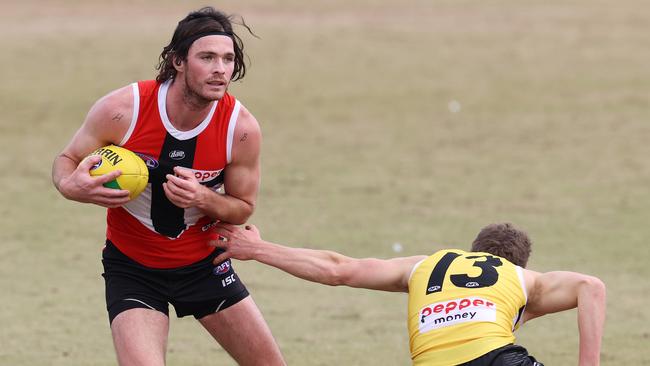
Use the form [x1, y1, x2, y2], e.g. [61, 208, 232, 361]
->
[151, 133, 197, 238]
[426, 252, 461, 295]
[513, 304, 525, 330]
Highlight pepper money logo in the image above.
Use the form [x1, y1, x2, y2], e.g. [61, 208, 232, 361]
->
[190, 168, 223, 184]
[419, 297, 497, 333]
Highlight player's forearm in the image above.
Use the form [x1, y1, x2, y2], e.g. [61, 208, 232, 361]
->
[198, 189, 254, 224]
[577, 276, 606, 366]
[52, 154, 79, 197]
[252, 241, 349, 286]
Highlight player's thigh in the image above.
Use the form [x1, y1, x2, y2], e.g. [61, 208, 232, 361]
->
[102, 240, 171, 323]
[111, 308, 170, 366]
[198, 296, 285, 366]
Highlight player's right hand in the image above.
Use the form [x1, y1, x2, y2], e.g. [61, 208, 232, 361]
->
[59, 155, 130, 208]
[209, 223, 261, 264]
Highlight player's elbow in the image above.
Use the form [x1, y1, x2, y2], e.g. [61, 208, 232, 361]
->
[228, 215, 250, 226]
[326, 268, 354, 287]
[228, 203, 255, 225]
[321, 254, 355, 287]
[580, 275, 606, 302]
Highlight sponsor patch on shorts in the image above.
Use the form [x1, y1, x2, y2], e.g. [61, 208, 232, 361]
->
[419, 297, 497, 333]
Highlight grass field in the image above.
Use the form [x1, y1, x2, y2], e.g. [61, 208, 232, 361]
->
[1, 0, 649, 364]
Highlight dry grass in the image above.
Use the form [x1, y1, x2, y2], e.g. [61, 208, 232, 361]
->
[1, 1, 649, 365]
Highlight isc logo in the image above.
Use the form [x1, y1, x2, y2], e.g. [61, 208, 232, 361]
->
[221, 274, 236, 287]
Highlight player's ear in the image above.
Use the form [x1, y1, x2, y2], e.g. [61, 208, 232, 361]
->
[173, 55, 184, 72]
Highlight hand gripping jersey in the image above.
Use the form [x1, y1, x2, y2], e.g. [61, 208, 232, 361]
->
[407, 249, 527, 366]
[106, 79, 241, 268]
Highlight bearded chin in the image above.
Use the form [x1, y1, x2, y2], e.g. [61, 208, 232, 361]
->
[183, 74, 214, 107]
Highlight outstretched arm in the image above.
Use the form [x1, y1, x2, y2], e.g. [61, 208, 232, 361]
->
[523, 270, 606, 366]
[211, 223, 425, 292]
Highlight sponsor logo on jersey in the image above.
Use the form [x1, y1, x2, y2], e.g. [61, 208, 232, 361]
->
[169, 150, 185, 160]
[202, 221, 219, 232]
[190, 168, 224, 183]
[135, 153, 159, 169]
[213, 261, 231, 275]
[419, 297, 497, 333]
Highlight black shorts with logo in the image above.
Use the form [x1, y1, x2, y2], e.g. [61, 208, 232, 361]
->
[459, 344, 544, 366]
[101, 240, 249, 324]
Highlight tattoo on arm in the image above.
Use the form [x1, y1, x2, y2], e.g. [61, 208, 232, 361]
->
[240, 133, 248, 142]
[112, 113, 124, 121]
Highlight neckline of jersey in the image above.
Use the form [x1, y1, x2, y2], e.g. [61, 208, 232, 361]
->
[157, 79, 218, 140]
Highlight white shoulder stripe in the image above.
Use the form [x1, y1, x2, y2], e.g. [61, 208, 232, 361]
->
[226, 100, 242, 164]
[119, 83, 139, 146]
[515, 265, 527, 302]
[408, 258, 426, 283]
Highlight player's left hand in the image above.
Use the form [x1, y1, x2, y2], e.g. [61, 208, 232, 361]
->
[163, 166, 206, 208]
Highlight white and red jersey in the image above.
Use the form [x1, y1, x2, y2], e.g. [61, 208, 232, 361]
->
[106, 79, 241, 268]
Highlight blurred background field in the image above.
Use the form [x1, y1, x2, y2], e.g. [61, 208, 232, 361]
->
[1, 0, 649, 364]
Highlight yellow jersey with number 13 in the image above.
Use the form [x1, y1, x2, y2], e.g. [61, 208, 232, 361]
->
[407, 249, 527, 366]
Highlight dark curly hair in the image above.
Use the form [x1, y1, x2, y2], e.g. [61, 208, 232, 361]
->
[470, 222, 532, 267]
[156, 7, 253, 83]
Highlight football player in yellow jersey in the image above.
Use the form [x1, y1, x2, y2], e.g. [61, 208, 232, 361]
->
[210, 222, 606, 366]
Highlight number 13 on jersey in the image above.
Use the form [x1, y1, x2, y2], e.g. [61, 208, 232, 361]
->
[426, 253, 503, 295]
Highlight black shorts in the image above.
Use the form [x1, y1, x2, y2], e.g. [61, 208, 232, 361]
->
[101, 240, 249, 324]
[459, 344, 544, 366]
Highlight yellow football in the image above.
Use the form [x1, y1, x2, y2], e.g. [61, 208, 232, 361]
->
[85, 145, 149, 200]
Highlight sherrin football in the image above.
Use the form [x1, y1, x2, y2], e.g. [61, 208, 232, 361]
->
[85, 145, 149, 200]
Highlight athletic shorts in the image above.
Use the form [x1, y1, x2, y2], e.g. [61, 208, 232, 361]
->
[459, 344, 544, 366]
[101, 240, 249, 324]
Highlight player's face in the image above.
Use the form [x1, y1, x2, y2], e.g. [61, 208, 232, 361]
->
[183, 35, 235, 102]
